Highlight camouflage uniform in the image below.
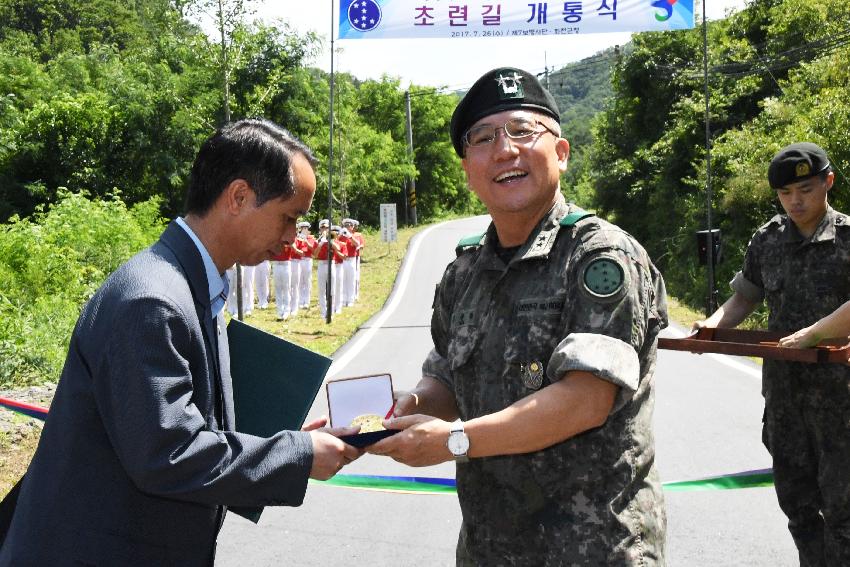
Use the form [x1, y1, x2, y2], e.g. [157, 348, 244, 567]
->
[731, 206, 850, 566]
[423, 196, 668, 565]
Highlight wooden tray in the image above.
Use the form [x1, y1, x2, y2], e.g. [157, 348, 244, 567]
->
[658, 328, 850, 363]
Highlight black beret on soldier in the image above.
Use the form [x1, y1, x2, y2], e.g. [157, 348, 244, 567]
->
[450, 67, 560, 157]
[768, 142, 831, 189]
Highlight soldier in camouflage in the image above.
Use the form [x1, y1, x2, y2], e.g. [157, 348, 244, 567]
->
[368, 67, 668, 565]
[695, 142, 850, 566]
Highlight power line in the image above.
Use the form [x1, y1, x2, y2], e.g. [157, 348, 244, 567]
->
[654, 26, 850, 80]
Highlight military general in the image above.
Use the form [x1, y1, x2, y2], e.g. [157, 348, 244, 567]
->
[695, 142, 850, 566]
[368, 67, 669, 565]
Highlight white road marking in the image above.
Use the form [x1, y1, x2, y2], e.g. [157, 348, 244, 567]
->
[328, 221, 449, 377]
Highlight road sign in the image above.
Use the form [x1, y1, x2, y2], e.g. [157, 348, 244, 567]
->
[380, 204, 398, 243]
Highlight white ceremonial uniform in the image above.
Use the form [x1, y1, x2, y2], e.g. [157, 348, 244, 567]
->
[225, 265, 253, 316]
[299, 255, 313, 308]
[253, 260, 270, 309]
[289, 250, 301, 318]
[271, 249, 294, 319]
[241, 264, 256, 313]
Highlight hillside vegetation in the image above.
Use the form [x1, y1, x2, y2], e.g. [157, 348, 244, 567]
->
[1, 0, 849, 386]
[581, 0, 850, 319]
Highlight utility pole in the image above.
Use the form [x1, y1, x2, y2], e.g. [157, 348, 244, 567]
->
[326, 0, 336, 324]
[336, 47, 347, 218]
[216, 0, 243, 321]
[404, 90, 418, 226]
[702, 0, 718, 315]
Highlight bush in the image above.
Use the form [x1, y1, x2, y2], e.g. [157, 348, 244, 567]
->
[0, 191, 165, 387]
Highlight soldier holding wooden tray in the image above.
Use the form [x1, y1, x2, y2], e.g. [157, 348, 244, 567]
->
[694, 142, 850, 566]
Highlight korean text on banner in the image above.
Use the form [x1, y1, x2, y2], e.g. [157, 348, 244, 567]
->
[338, 0, 695, 40]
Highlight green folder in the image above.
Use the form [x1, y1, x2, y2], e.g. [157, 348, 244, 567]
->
[226, 318, 332, 523]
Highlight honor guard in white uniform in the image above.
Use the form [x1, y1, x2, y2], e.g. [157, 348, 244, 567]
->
[241, 264, 256, 311]
[315, 219, 334, 318]
[340, 219, 357, 307]
[295, 222, 317, 309]
[330, 225, 345, 314]
[225, 264, 253, 317]
[288, 234, 305, 318]
[351, 219, 364, 301]
[253, 260, 270, 309]
[271, 244, 295, 320]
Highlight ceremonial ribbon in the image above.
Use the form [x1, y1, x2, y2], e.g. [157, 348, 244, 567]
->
[0, 398, 775, 493]
[312, 468, 776, 494]
[0, 397, 49, 420]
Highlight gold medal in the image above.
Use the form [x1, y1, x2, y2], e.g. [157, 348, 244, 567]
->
[521, 360, 544, 390]
[350, 413, 385, 433]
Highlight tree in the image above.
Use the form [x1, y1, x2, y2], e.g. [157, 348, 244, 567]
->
[185, 0, 256, 122]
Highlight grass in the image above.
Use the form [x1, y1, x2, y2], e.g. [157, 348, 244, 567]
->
[0, 422, 42, 498]
[666, 296, 707, 330]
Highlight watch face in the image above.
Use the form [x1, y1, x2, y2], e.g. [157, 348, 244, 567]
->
[448, 431, 470, 456]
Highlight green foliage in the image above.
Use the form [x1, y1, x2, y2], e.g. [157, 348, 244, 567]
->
[586, 0, 850, 316]
[0, 0, 219, 219]
[0, 192, 165, 387]
[0, 0, 470, 386]
[551, 55, 613, 149]
[256, 69, 467, 226]
[0, 0, 467, 226]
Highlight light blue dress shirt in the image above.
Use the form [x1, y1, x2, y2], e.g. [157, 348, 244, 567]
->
[175, 217, 229, 319]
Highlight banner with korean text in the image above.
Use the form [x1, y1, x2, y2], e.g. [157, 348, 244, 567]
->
[338, 0, 694, 40]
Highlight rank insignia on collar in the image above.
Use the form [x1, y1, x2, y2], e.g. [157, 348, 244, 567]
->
[521, 360, 544, 390]
[495, 71, 524, 100]
[795, 162, 810, 177]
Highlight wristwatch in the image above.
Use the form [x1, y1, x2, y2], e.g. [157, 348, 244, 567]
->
[446, 419, 470, 463]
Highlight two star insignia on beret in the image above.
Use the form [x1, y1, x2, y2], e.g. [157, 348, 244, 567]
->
[495, 72, 524, 100]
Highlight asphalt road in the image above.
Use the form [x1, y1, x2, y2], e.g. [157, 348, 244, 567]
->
[217, 216, 798, 566]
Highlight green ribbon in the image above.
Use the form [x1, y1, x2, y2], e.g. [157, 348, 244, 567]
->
[662, 468, 774, 491]
[312, 469, 775, 494]
[311, 474, 457, 494]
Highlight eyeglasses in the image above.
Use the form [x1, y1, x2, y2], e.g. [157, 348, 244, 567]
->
[463, 117, 560, 148]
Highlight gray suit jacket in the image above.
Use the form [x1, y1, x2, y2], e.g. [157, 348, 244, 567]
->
[0, 222, 313, 566]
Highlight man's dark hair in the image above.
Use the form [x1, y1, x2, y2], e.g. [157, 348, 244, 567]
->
[185, 119, 318, 215]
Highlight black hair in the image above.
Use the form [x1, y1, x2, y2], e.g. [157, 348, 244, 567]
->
[185, 118, 318, 216]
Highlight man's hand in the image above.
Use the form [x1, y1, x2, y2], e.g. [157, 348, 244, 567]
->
[390, 390, 420, 417]
[366, 415, 452, 467]
[303, 416, 364, 480]
[778, 325, 821, 349]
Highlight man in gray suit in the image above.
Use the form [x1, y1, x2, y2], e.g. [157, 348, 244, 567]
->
[0, 119, 362, 565]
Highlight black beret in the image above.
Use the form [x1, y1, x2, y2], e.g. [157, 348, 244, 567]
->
[450, 67, 560, 157]
[768, 142, 831, 189]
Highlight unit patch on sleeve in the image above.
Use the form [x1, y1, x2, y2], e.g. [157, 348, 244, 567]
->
[581, 256, 627, 301]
